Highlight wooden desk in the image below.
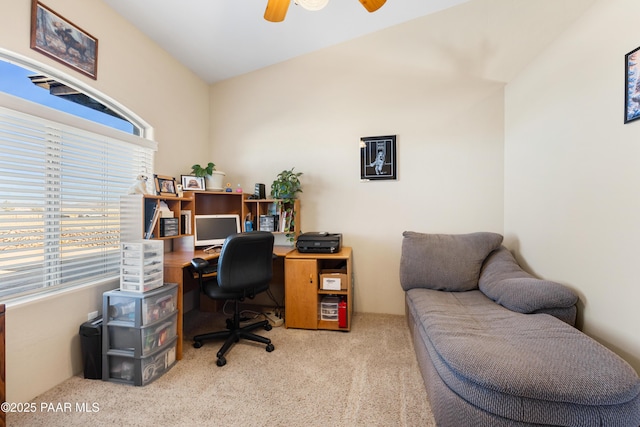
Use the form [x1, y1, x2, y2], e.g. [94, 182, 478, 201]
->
[164, 245, 293, 360]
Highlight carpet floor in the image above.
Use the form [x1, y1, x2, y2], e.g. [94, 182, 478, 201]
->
[8, 311, 435, 426]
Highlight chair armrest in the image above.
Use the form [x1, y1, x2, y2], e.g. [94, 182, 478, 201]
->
[191, 257, 209, 271]
[191, 257, 218, 278]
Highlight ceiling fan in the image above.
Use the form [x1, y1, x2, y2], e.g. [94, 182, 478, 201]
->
[264, 0, 387, 22]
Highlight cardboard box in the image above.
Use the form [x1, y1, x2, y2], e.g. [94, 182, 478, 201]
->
[320, 269, 348, 291]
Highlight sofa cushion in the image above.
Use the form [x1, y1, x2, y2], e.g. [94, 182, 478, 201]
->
[479, 247, 578, 314]
[400, 231, 503, 291]
[481, 277, 578, 314]
[405, 288, 640, 425]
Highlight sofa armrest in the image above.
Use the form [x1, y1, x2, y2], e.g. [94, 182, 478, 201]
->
[479, 247, 578, 319]
[534, 306, 577, 326]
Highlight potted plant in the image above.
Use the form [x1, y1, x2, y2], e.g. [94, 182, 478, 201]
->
[270, 167, 303, 199]
[271, 168, 303, 240]
[191, 162, 226, 191]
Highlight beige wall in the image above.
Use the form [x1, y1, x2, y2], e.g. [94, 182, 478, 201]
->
[208, 0, 592, 316]
[505, 0, 640, 373]
[209, 30, 506, 315]
[0, 0, 209, 401]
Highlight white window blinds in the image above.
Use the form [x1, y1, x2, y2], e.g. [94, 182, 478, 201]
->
[0, 94, 156, 300]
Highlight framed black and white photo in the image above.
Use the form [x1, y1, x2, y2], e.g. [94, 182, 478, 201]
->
[360, 135, 397, 181]
[30, 0, 98, 79]
[154, 175, 177, 196]
[181, 175, 205, 191]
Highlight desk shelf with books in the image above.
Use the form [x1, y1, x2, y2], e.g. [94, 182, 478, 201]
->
[120, 194, 194, 241]
[243, 198, 301, 238]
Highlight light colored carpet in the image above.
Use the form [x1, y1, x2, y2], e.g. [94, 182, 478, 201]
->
[8, 312, 435, 426]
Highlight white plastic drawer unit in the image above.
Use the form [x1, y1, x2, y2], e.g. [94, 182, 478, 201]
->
[320, 296, 340, 321]
[120, 240, 164, 293]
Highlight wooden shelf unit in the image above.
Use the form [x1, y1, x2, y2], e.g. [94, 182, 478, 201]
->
[243, 198, 301, 238]
[190, 191, 244, 217]
[122, 191, 253, 241]
[120, 194, 194, 242]
[284, 247, 353, 331]
[122, 193, 301, 243]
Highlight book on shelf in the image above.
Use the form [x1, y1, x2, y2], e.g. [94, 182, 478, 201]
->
[180, 210, 192, 234]
[144, 200, 161, 239]
[280, 210, 292, 233]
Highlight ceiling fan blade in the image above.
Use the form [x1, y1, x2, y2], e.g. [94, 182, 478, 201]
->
[358, 0, 386, 13]
[264, 0, 290, 22]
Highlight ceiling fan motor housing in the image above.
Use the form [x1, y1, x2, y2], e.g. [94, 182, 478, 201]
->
[265, 0, 386, 22]
[294, 0, 330, 11]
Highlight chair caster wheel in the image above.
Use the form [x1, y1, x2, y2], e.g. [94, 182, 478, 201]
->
[193, 341, 203, 349]
[265, 324, 272, 331]
[216, 357, 226, 367]
[266, 343, 275, 352]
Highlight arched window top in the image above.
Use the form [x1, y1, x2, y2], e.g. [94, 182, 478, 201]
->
[0, 49, 152, 138]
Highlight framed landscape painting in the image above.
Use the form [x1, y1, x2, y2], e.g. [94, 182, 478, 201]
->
[30, 1, 98, 79]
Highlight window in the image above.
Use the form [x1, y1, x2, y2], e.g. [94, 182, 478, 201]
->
[0, 57, 142, 135]
[0, 57, 156, 301]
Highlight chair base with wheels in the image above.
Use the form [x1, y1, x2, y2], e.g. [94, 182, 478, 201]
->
[193, 299, 274, 367]
[191, 231, 276, 367]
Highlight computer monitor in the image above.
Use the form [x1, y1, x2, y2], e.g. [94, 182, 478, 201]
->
[194, 214, 241, 248]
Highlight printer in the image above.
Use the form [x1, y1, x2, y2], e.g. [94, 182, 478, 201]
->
[296, 232, 342, 254]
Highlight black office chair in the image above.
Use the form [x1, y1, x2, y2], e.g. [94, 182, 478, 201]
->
[191, 231, 275, 367]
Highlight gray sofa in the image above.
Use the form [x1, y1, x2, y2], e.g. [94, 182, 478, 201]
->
[400, 231, 640, 426]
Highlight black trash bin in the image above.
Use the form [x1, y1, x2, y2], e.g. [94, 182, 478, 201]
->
[79, 317, 103, 380]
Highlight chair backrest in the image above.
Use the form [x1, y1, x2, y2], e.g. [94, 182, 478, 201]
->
[216, 231, 275, 292]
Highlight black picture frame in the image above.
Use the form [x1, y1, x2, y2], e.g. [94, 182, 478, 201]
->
[181, 175, 205, 191]
[360, 135, 397, 181]
[625, 46, 640, 124]
[30, 0, 98, 79]
[154, 175, 177, 197]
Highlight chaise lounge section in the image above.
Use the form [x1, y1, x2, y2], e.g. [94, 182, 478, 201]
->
[400, 231, 640, 426]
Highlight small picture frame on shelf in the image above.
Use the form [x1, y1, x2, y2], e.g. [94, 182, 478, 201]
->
[181, 175, 205, 191]
[154, 175, 177, 196]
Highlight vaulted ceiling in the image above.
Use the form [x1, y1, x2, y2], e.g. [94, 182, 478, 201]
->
[100, 0, 596, 85]
[101, 0, 469, 84]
